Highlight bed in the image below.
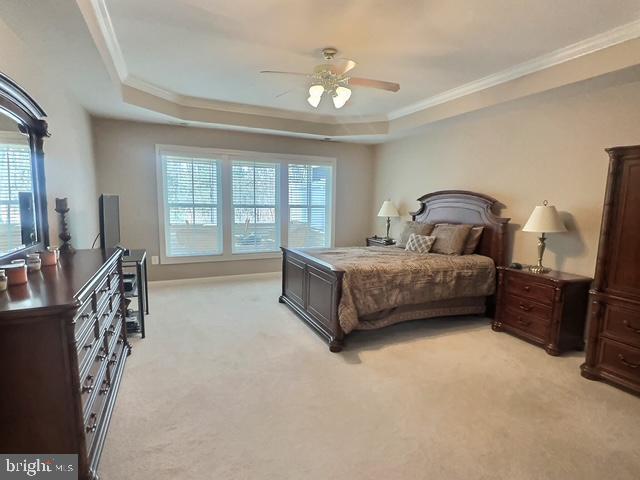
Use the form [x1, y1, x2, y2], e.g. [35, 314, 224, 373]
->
[279, 190, 511, 352]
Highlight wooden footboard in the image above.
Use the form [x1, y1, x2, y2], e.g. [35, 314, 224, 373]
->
[279, 247, 345, 352]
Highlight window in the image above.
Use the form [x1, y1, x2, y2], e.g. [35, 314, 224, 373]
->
[232, 160, 280, 253]
[159, 151, 222, 257]
[0, 139, 33, 254]
[157, 146, 335, 263]
[288, 164, 333, 248]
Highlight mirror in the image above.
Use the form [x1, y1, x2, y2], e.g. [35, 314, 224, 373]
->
[0, 113, 38, 256]
[0, 72, 49, 262]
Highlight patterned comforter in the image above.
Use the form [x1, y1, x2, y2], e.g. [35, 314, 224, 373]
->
[308, 246, 496, 333]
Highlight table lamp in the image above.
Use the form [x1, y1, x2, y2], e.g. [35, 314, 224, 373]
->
[377, 200, 399, 240]
[522, 200, 567, 273]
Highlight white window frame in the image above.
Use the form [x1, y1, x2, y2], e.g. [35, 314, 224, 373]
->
[156, 144, 336, 264]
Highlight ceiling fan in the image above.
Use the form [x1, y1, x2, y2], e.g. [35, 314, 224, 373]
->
[260, 47, 400, 109]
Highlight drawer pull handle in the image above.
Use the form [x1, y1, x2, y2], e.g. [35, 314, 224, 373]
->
[518, 303, 532, 312]
[81, 313, 90, 319]
[83, 341, 93, 350]
[96, 353, 107, 362]
[82, 375, 95, 394]
[100, 287, 109, 293]
[86, 414, 98, 433]
[618, 354, 640, 369]
[622, 319, 640, 334]
[108, 355, 118, 366]
[99, 381, 110, 395]
[517, 316, 531, 327]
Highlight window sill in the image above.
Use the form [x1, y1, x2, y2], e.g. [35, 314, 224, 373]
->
[160, 251, 282, 265]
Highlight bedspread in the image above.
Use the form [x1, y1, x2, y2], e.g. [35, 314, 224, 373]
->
[308, 246, 496, 333]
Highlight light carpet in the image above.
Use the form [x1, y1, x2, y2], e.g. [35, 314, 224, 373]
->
[100, 273, 640, 480]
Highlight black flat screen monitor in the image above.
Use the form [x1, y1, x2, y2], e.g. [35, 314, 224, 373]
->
[99, 194, 120, 250]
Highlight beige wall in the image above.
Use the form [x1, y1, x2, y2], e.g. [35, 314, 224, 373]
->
[92, 118, 373, 280]
[0, 18, 99, 248]
[373, 70, 640, 277]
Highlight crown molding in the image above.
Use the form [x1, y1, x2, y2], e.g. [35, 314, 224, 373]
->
[388, 18, 640, 120]
[122, 76, 388, 124]
[78, 0, 640, 138]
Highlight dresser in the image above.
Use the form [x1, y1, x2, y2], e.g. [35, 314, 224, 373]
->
[0, 248, 130, 480]
[493, 267, 591, 355]
[582, 145, 640, 395]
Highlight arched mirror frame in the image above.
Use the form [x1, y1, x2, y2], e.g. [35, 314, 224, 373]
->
[0, 72, 49, 262]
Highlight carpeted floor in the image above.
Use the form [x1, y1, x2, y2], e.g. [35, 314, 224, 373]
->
[100, 273, 640, 480]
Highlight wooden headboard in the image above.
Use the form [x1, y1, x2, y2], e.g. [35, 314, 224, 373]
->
[411, 190, 510, 267]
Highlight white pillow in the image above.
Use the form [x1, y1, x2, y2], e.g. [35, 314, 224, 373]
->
[405, 233, 436, 254]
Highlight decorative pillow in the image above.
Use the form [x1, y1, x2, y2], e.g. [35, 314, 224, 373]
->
[405, 233, 436, 254]
[431, 224, 472, 255]
[463, 226, 485, 255]
[436, 223, 485, 255]
[397, 222, 434, 248]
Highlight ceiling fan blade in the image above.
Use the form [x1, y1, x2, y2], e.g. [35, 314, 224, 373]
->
[330, 59, 357, 75]
[260, 70, 310, 77]
[348, 77, 400, 92]
[275, 87, 298, 98]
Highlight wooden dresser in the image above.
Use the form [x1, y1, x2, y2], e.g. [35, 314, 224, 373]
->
[582, 145, 640, 395]
[493, 267, 591, 355]
[0, 248, 130, 480]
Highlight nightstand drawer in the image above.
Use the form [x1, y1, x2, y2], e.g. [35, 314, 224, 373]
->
[505, 274, 554, 305]
[502, 294, 552, 321]
[502, 306, 550, 343]
[598, 338, 640, 385]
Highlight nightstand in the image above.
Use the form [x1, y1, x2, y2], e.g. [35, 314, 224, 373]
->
[366, 236, 396, 247]
[492, 266, 592, 355]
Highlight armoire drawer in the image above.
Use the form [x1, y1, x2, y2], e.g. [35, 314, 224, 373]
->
[597, 338, 640, 385]
[601, 301, 640, 349]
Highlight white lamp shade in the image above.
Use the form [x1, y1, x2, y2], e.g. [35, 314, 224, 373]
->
[332, 86, 351, 109]
[523, 204, 567, 233]
[377, 200, 399, 217]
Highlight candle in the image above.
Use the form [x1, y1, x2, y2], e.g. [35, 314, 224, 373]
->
[41, 248, 57, 266]
[4, 263, 28, 286]
[55, 197, 68, 211]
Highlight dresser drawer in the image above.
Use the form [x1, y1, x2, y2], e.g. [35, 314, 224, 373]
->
[81, 352, 108, 418]
[501, 294, 552, 321]
[501, 305, 550, 343]
[84, 371, 111, 454]
[601, 302, 640, 349]
[505, 274, 554, 305]
[94, 274, 113, 312]
[76, 317, 99, 374]
[598, 338, 640, 385]
[74, 297, 96, 340]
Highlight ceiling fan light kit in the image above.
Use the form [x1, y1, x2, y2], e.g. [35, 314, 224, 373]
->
[262, 47, 400, 110]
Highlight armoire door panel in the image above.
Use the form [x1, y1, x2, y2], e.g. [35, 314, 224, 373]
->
[606, 158, 640, 298]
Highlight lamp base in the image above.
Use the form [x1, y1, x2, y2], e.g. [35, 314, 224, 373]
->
[528, 264, 550, 274]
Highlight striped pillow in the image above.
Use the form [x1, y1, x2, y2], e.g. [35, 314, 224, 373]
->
[405, 233, 436, 254]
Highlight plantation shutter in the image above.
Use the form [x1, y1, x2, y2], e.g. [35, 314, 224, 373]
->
[287, 164, 332, 248]
[0, 141, 33, 253]
[161, 152, 222, 256]
[232, 160, 279, 253]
